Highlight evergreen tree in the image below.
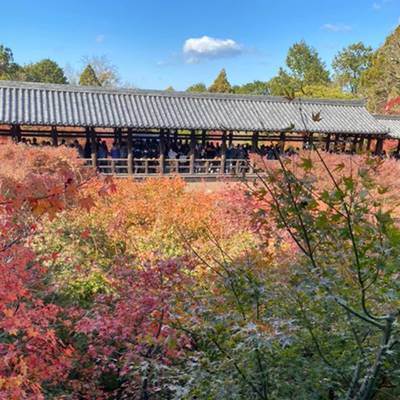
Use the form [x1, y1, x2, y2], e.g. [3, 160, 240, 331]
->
[23, 59, 67, 84]
[79, 64, 101, 86]
[208, 69, 231, 93]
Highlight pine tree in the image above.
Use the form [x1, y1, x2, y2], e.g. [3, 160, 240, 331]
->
[208, 69, 231, 93]
[23, 59, 68, 84]
[79, 64, 101, 86]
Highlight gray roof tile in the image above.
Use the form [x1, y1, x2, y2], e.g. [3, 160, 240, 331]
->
[0, 80, 389, 135]
[374, 115, 400, 139]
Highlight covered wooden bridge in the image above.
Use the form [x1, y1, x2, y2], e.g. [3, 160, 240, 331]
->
[0, 80, 392, 178]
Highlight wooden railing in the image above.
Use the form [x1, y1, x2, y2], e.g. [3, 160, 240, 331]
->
[82, 157, 253, 177]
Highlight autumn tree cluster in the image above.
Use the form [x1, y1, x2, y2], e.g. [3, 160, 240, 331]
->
[1, 142, 400, 399]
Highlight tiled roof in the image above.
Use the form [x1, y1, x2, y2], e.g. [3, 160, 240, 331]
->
[0, 80, 389, 135]
[373, 115, 400, 139]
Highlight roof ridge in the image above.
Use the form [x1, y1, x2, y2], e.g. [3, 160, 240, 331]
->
[374, 114, 400, 120]
[0, 80, 366, 107]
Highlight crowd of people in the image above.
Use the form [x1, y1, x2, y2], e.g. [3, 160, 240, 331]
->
[17, 136, 304, 161]
[21, 136, 396, 162]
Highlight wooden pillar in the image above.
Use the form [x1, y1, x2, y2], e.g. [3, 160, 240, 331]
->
[127, 128, 133, 176]
[333, 133, 340, 152]
[116, 128, 122, 145]
[375, 138, 384, 155]
[159, 130, 165, 175]
[51, 126, 58, 147]
[201, 130, 207, 146]
[11, 125, 21, 143]
[228, 131, 233, 147]
[279, 132, 286, 153]
[10, 125, 16, 142]
[325, 133, 331, 152]
[358, 136, 365, 153]
[189, 130, 196, 174]
[16, 125, 22, 143]
[302, 133, 308, 150]
[396, 139, 400, 158]
[309, 132, 314, 149]
[89, 127, 97, 168]
[366, 137, 372, 152]
[220, 132, 227, 174]
[251, 132, 259, 153]
[351, 135, 358, 153]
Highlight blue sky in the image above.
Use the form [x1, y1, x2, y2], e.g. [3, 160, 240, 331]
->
[1, 0, 399, 90]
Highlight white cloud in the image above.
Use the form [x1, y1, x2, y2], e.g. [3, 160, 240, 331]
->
[183, 35, 243, 63]
[372, 0, 392, 10]
[95, 34, 105, 44]
[321, 23, 352, 32]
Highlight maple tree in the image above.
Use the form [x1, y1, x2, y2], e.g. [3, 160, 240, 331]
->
[2, 142, 400, 399]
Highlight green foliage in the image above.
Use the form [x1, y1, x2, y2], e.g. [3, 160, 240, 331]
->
[361, 25, 400, 112]
[186, 82, 207, 92]
[208, 68, 232, 93]
[267, 41, 337, 99]
[286, 40, 330, 85]
[232, 80, 268, 95]
[79, 64, 101, 86]
[267, 68, 301, 96]
[23, 58, 68, 84]
[0, 44, 21, 80]
[251, 153, 400, 399]
[296, 84, 355, 99]
[332, 42, 373, 94]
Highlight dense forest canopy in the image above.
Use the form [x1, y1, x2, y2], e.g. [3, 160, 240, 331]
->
[1, 24, 400, 111]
